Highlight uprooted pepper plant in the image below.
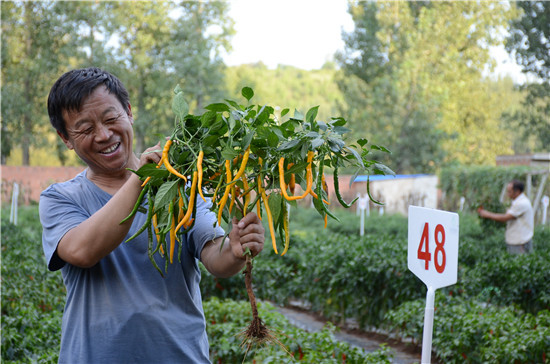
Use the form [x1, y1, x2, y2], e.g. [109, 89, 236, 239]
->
[123, 85, 393, 356]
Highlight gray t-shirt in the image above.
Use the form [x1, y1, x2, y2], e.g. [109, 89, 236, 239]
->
[39, 170, 224, 364]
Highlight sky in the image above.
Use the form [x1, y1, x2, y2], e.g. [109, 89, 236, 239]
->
[222, 0, 354, 70]
[222, 0, 526, 82]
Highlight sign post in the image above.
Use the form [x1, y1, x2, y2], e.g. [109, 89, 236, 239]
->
[542, 195, 549, 225]
[357, 195, 368, 236]
[408, 205, 459, 363]
[10, 182, 19, 226]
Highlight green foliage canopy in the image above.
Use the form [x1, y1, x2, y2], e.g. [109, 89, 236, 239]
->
[505, 1, 550, 152]
[336, 1, 519, 173]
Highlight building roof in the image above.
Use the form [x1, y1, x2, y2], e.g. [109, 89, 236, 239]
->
[353, 174, 431, 182]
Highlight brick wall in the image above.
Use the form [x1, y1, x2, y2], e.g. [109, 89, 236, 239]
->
[1, 166, 86, 205]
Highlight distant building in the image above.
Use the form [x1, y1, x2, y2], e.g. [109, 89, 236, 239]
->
[496, 153, 550, 169]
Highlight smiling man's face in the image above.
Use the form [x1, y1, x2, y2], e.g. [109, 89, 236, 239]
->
[59, 86, 135, 179]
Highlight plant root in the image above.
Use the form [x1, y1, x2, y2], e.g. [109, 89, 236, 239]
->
[239, 254, 290, 362]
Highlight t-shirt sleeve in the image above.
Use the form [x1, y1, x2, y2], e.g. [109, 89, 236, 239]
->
[39, 185, 90, 271]
[185, 196, 225, 259]
[507, 199, 528, 218]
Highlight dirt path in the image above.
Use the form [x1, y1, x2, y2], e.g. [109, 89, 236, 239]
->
[275, 304, 431, 364]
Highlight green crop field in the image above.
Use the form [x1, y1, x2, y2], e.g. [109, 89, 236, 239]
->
[2, 206, 549, 363]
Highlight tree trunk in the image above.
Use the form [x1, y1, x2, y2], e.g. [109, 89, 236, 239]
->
[135, 81, 146, 153]
[22, 1, 33, 166]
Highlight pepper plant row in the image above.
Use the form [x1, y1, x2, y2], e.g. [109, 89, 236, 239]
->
[124, 86, 392, 274]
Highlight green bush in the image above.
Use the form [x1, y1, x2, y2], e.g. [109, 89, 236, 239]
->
[384, 295, 550, 363]
[203, 206, 550, 362]
[1, 208, 65, 364]
[440, 165, 526, 211]
[204, 297, 393, 363]
[4, 204, 550, 363]
[1, 206, 392, 363]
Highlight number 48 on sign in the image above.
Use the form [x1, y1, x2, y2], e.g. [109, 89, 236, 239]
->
[408, 206, 459, 289]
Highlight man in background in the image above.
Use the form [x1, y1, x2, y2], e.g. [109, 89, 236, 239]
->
[478, 180, 534, 254]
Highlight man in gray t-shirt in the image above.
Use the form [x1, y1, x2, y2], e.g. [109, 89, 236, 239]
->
[41, 67, 265, 363]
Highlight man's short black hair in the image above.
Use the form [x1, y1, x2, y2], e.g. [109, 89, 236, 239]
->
[510, 180, 525, 193]
[47, 67, 130, 138]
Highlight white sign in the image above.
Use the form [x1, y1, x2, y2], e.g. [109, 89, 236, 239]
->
[408, 205, 460, 363]
[408, 205, 459, 290]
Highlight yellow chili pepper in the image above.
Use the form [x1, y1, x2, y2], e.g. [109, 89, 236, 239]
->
[231, 146, 250, 183]
[256, 197, 262, 220]
[197, 150, 207, 202]
[242, 176, 251, 216]
[289, 172, 296, 195]
[281, 204, 290, 256]
[279, 155, 315, 201]
[279, 158, 301, 201]
[217, 160, 232, 225]
[162, 140, 188, 183]
[152, 214, 164, 256]
[258, 158, 278, 254]
[229, 185, 237, 213]
[141, 176, 151, 187]
[176, 171, 198, 231]
[169, 203, 176, 264]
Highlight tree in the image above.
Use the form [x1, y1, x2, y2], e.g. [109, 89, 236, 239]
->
[169, 1, 234, 112]
[1, 1, 82, 165]
[336, 1, 517, 172]
[2, 1, 235, 165]
[505, 1, 550, 152]
[108, 1, 234, 152]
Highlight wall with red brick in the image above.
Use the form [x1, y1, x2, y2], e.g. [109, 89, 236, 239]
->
[2, 166, 86, 205]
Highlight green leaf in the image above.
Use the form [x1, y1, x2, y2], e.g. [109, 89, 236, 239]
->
[330, 117, 347, 126]
[172, 92, 189, 119]
[349, 169, 361, 188]
[305, 131, 319, 138]
[242, 131, 254, 150]
[267, 192, 282, 228]
[280, 108, 290, 117]
[277, 139, 301, 151]
[224, 99, 242, 110]
[133, 163, 169, 179]
[202, 135, 219, 149]
[255, 105, 270, 125]
[333, 126, 351, 135]
[221, 147, 238, 160]
[357, 138, 369, 147]
[201, 111, 218, 128]
[328, 139, 343, 153]
[305, 106, 319, 124]
[311, 138, 324, 149]
[173, 84, 183, 94]
[373, 163, 395, 176]
[345, 146, 364, 168]
[205, 103, 230, 112]
[241, 87, 254, 102]
[267, 131, 280, 148]
[370, 144, 391, 153]
[154, 180, 179, 210]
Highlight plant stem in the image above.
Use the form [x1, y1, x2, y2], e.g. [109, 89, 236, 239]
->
[244, 254, 258, 320]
